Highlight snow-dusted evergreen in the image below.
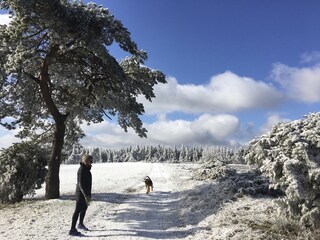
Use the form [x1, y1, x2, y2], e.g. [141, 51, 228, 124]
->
[245, 112, 320, 227]
[0, 142, 48, 203]
[0, 0, 166, 199]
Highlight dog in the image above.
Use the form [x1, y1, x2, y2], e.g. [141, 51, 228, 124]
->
[144, 176, 153, 194]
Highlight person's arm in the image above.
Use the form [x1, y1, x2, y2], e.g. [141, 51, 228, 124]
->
[78, 167, 91, 206]
[78, 182, 91, 206]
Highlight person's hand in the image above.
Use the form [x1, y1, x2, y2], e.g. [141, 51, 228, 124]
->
[85, 196, 91, 206]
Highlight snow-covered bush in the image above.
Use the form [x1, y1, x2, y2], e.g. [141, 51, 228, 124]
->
[193, 160, 280, 198]
[0, 142, 48, 203]
[192, 146, 245, 181]
[192, 160, 236, 180]
[244, 112, 320, 227]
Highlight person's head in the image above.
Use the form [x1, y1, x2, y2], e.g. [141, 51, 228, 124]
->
[81, 154, 93, 167]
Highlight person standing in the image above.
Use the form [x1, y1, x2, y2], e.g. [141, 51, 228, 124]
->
[69, 154, 93, 236]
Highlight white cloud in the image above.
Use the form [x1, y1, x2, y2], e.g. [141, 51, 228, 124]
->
[80, 114, 241, 148]
[0, 114, 241, 150]
[301, 51, 320, 64]
[272, 63, 320, 103]
[0, 14, 11, 25]
[140, 71, 283, 115]
[208, 71, 283, 111]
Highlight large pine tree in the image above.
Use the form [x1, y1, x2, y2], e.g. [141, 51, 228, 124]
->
[0, 0, 166, 199]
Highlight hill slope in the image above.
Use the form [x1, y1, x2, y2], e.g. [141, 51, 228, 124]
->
[0, 162, 312, 240]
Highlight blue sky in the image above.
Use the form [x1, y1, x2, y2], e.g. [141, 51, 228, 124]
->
[1, 0, 320, 149]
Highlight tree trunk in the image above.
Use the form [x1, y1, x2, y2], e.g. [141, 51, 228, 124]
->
[39, 56, 68, 199]
[45, 118, 66, 199]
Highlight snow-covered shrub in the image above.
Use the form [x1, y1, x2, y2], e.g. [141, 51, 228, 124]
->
[244, 112, 320, 227]
[192, 160, 236, 180]
[193, 146, 246, 181]
[0, 142, 48, 203]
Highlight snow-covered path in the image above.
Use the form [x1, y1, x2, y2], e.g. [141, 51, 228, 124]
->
[0, 162, 203, 240]
[83, 163, 190, 239]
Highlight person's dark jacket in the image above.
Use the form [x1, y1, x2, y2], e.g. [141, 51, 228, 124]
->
[75, 162, 92, 201]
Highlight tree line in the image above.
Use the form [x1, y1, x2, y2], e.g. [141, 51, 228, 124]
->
[66, 144, 245, 164]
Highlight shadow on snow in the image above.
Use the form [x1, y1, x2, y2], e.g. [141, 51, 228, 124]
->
[68, 169, 280, 239]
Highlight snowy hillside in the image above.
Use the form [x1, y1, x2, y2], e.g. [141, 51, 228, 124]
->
[0, 162, 318, 239]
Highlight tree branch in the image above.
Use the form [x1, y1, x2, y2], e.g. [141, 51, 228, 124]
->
[101, 109, 112, 120]
[24, 71, 40, 83]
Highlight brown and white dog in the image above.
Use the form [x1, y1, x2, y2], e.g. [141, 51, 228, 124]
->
[144, 176, 153, 194]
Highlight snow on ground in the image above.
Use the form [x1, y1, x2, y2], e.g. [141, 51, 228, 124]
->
[0, 162, 278, 240]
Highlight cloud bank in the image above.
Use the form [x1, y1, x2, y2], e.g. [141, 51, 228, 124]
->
[140, 71, 283, 115]
[80, 70, 285, 149]
[80, 113, 240, 148]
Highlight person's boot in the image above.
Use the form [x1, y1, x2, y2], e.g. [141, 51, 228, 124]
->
[69, 228, 81, 236]
[77, 223, 89, 231]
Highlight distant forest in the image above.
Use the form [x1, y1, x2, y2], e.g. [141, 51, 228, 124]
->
[65, 145, 246, 164]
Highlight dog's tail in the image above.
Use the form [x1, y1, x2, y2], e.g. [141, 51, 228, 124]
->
[144, 176, 150, 181]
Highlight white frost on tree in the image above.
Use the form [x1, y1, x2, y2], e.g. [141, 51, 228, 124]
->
[245, 112, 320, 228]
[0, 0, 166, 199]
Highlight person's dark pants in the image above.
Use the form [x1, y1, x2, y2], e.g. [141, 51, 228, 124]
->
[71, 195, 88, 229]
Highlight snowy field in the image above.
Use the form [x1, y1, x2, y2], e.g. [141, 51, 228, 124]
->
[0, 162, 278, 240]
